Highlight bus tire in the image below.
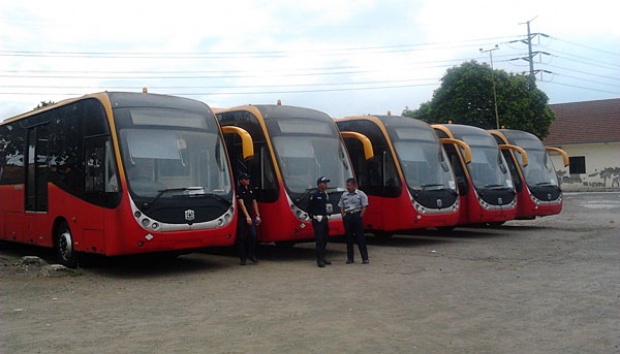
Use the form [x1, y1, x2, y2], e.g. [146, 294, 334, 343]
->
[487, 221, 505, 228]
[275, 241, 296, 248]
[373, 231, 393, 239]
[437, 226, 456, 233]
[55, 221, 78, 268]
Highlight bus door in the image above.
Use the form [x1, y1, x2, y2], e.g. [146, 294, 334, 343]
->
[81, 135, 118, 252]
[24, 123, 50, 243]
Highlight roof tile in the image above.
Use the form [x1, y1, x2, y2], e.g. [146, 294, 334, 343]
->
[544, 98, 620, 145]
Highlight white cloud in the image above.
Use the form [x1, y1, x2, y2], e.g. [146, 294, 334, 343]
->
[1, 0, 618, 119]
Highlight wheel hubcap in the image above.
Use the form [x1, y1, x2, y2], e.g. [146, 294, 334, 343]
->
[59, 231, 73, 261]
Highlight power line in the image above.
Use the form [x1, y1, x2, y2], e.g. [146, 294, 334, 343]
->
[0, 81, 441, 97]
[0, 36, 523, 59]
[550, 36, 620, 58]
[541, 80, 620, 95]
[541, 63, 620, 84]
[1, 33, 617, 100]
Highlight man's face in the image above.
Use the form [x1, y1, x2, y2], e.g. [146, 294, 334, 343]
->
[318, 182, 327, 191]
[240, 178, 250, 186]
[346, 182, 355, 193]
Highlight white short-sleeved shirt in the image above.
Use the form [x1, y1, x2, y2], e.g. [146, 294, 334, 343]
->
[338, 189, 369, 212]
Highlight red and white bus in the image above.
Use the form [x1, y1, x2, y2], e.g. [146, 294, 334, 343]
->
[336, 115, 462, 235]
[433, 124, 520, 226]
[215, 103, 362, 245]
[489, 129, 569, 219]
[0, 92, 250, 267]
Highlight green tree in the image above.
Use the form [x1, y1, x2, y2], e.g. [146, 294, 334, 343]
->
[403, 61, 555, 139]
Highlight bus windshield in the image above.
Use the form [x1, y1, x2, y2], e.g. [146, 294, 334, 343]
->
[391, 128, 456, 191]
[269, 119, 351, 193]
[512, 138, 560, 187]
[120, 129, 231, 198]
[462, 134, 512, 190]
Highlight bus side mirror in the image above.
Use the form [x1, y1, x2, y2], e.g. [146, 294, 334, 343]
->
[221, 126, 255, 160]
[340, 131, 374, 160]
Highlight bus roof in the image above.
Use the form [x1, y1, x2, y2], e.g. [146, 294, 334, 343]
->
[217, 104, 332, 122]
[433, 124, 490, 139]
[496, 129, 540, 145]
[3, 91, 210, 125]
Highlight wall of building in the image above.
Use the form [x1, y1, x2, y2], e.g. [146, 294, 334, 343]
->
[549, 142, 620, 191]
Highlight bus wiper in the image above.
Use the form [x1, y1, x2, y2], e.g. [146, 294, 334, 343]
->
[421, 184, 445, 190]
[535, 182, 553, 187]
[484, 184, 506, 189]
[173, 188, 233, 206]
[294, 188, 315, 203]
[530, 182, 554, 191]
[197, 192, 232, 206]
[143, 187, 205, 209]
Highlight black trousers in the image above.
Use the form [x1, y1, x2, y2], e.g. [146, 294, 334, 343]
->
[237, 219, 257, 261]
[343, 214, 368, 261]
[312, 219, 329, 263]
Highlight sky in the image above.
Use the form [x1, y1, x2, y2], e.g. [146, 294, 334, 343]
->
[1, 0, 619, 120]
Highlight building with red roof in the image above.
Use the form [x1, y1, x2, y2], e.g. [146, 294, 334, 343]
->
[545, 98, 620, 190]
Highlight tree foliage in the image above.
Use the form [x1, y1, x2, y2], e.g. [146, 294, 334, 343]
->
[403, 61, 555, 139]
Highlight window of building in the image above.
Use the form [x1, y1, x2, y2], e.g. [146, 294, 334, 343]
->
[569, 156, 586, 174]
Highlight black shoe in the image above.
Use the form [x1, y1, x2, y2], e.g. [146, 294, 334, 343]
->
[250, 257, 258, 263]
[323, 259, 332, 265]
[317, 262, 325, 268]
[362, 259, 369, 264]
[346, 260, 354, 264]
[240, 260, 246, 265]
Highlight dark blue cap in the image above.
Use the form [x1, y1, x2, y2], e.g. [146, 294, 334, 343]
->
[316, 176, 330, 185]
[239, 172, 250, 180]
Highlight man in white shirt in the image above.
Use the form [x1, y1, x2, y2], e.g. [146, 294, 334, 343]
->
[338, 177, 369, 264]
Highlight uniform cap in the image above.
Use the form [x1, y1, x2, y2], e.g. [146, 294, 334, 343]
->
[316, 176, 330, 185]
[239, 172, 251, 180]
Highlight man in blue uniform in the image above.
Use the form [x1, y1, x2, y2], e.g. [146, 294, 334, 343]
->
[338, 177, 369, 264]
[308, 176, 333, 268]
[236, 173, 261, 265]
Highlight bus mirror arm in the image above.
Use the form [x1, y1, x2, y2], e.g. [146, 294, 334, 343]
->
[340, 131, 374, 160]
[440, 138, 472, 164]
[501, 144, 529, 167]
[221, 126, 255, 160]
[545, 147, 569, 167]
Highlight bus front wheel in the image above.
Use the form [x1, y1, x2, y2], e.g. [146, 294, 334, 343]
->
[373, 231, 393, 239]
[275, 241, 296, 248]
[55, 222, 78, 268]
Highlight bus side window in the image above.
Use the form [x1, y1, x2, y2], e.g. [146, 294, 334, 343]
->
[85, 145, 105, 193]
[105, 141, 119, 192]
[85, 138, 119, 193]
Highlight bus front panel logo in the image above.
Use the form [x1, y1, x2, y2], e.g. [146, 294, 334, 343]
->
[185, 209, 195, 222]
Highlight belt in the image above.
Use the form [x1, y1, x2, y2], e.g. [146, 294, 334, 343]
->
[345, 210, 361, 214]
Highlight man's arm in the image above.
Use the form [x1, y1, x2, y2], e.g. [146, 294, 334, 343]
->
[360, 191, 369, 217]
[238, 198, 251, 224]
[338, 193, 345, 217]
[252, 199, 261, 222]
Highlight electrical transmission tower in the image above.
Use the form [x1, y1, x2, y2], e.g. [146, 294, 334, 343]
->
[518, 17, 551, 86]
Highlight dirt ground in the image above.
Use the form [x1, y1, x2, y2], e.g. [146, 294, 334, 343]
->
[1, 192, 619, 354]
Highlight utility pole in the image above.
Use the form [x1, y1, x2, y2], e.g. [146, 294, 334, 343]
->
[520, 16, 538, 86]
[480, 45, 500, 129]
